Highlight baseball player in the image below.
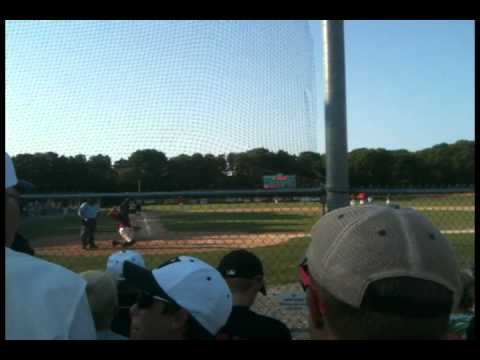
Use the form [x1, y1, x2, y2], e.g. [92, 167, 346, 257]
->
[109, 207, 136, 248]
[78, 199, 101, 250]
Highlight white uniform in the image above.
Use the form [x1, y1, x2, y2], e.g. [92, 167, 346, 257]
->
[5, 248, 96, 340]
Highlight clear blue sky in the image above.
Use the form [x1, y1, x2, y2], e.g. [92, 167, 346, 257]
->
[310, 20, 474, 153]
[6, 20, 474, 161]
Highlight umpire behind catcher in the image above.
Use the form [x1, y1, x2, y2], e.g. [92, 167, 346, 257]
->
[78, 198, 101, 250]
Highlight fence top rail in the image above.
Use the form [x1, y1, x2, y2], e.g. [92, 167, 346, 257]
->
[20, 186, 474, 201]
[349, 187, 474, 195]
[21, 188, 326, 200]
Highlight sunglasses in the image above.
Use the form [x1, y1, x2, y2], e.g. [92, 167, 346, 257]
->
[299, 259, 312, 292]
[136, 291, 170, 310]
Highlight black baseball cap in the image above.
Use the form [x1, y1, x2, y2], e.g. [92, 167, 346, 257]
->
[218, 250, 266, 295]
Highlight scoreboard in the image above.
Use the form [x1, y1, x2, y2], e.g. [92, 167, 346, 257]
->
[262, 175, 296, 189]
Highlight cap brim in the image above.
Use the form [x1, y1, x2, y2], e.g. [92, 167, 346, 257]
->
[123, 261, 176, 304]
[14, 180, 35, 193]
[260, 285, 267, 296]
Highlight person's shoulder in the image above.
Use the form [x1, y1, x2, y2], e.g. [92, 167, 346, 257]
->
[223, 308, 292, 340]
[251, 311, 292, 337]
[7, 248, 84, 286]
[96, 330, 128, 340]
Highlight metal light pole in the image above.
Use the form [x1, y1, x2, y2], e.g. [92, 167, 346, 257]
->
[323, 20, 350, 211]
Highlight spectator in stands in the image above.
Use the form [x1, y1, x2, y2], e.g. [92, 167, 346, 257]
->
[119, 198, 131, 220]
[448, 269, 475, 339]
[106, 250, 146, 337]
[80, 271, 127, 340]
[217, 250, 291, 340]
[5, 152, 96, 339]
[301, 205, 461, 340]
[123, 256, 232, 340]
[135, 200, 142, 214]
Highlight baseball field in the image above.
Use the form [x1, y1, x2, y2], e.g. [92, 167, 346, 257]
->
[19, 193, 475, 289]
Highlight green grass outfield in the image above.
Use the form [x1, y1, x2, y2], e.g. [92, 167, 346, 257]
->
[143, 193, 474, 211]
[150, 209, 473, 234]
[22, 194, 474, 286]
[20, 208, 472, 239]
[38, 233, 474, 287]
[18, 213, 118, 239]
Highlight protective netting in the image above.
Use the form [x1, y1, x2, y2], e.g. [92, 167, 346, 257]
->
[6, 20, 318, 159]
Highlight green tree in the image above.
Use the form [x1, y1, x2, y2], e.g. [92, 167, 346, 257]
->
[297, 151, 325, 187]
[87, 155, 115, 192]
[127, 149, 168, 191]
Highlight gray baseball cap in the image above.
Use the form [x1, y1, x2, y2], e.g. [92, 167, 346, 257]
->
[306, 205, 461, 315]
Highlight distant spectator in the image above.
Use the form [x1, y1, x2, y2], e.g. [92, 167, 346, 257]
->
[350, 194, 356, 207]
[123, 256, 232, 340]
[302, 205, 461, 340]
[135, 201, 142, 214]
[78, 198, 101, 250]
[217, 250, 291, 340]
[106, 250, 146, 337]
[448, 269, 475, 339]
[6, 152, 96, 339]
[80, 271, 127, 340]
[119, 198, 131, 218]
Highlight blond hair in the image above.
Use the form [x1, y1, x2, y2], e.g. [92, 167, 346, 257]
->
[80, 270, 118, 330]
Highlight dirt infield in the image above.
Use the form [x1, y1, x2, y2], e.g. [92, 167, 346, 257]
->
[31, 207, 475, 257]
[34, 213, 302, 257]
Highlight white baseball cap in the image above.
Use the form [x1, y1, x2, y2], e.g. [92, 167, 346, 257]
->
[123, 256, 233, 336]
[106, 250, 146, 281]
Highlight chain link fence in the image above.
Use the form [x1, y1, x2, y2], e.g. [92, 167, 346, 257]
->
[19, 187, 475, 339]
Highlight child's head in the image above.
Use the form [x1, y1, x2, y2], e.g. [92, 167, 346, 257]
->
[458, 269, 475, 311]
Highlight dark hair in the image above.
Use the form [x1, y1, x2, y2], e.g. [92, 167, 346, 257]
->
[225, 278, 256, 293]
[319, 277, 454, 340]
[11, 232, 35, 256]
[459, 270, 475, 310]
[162, 302, 215, 340]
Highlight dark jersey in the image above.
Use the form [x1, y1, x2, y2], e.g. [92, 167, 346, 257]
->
[218, 306, 292, 340]
[110, 211, 132, 228]
[110, 281, 138, 338]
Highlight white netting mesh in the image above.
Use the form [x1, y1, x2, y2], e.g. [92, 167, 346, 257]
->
[6, 20, 318, 160]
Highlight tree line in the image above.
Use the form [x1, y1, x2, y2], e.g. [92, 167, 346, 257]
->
[12, 140, 474, 193]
